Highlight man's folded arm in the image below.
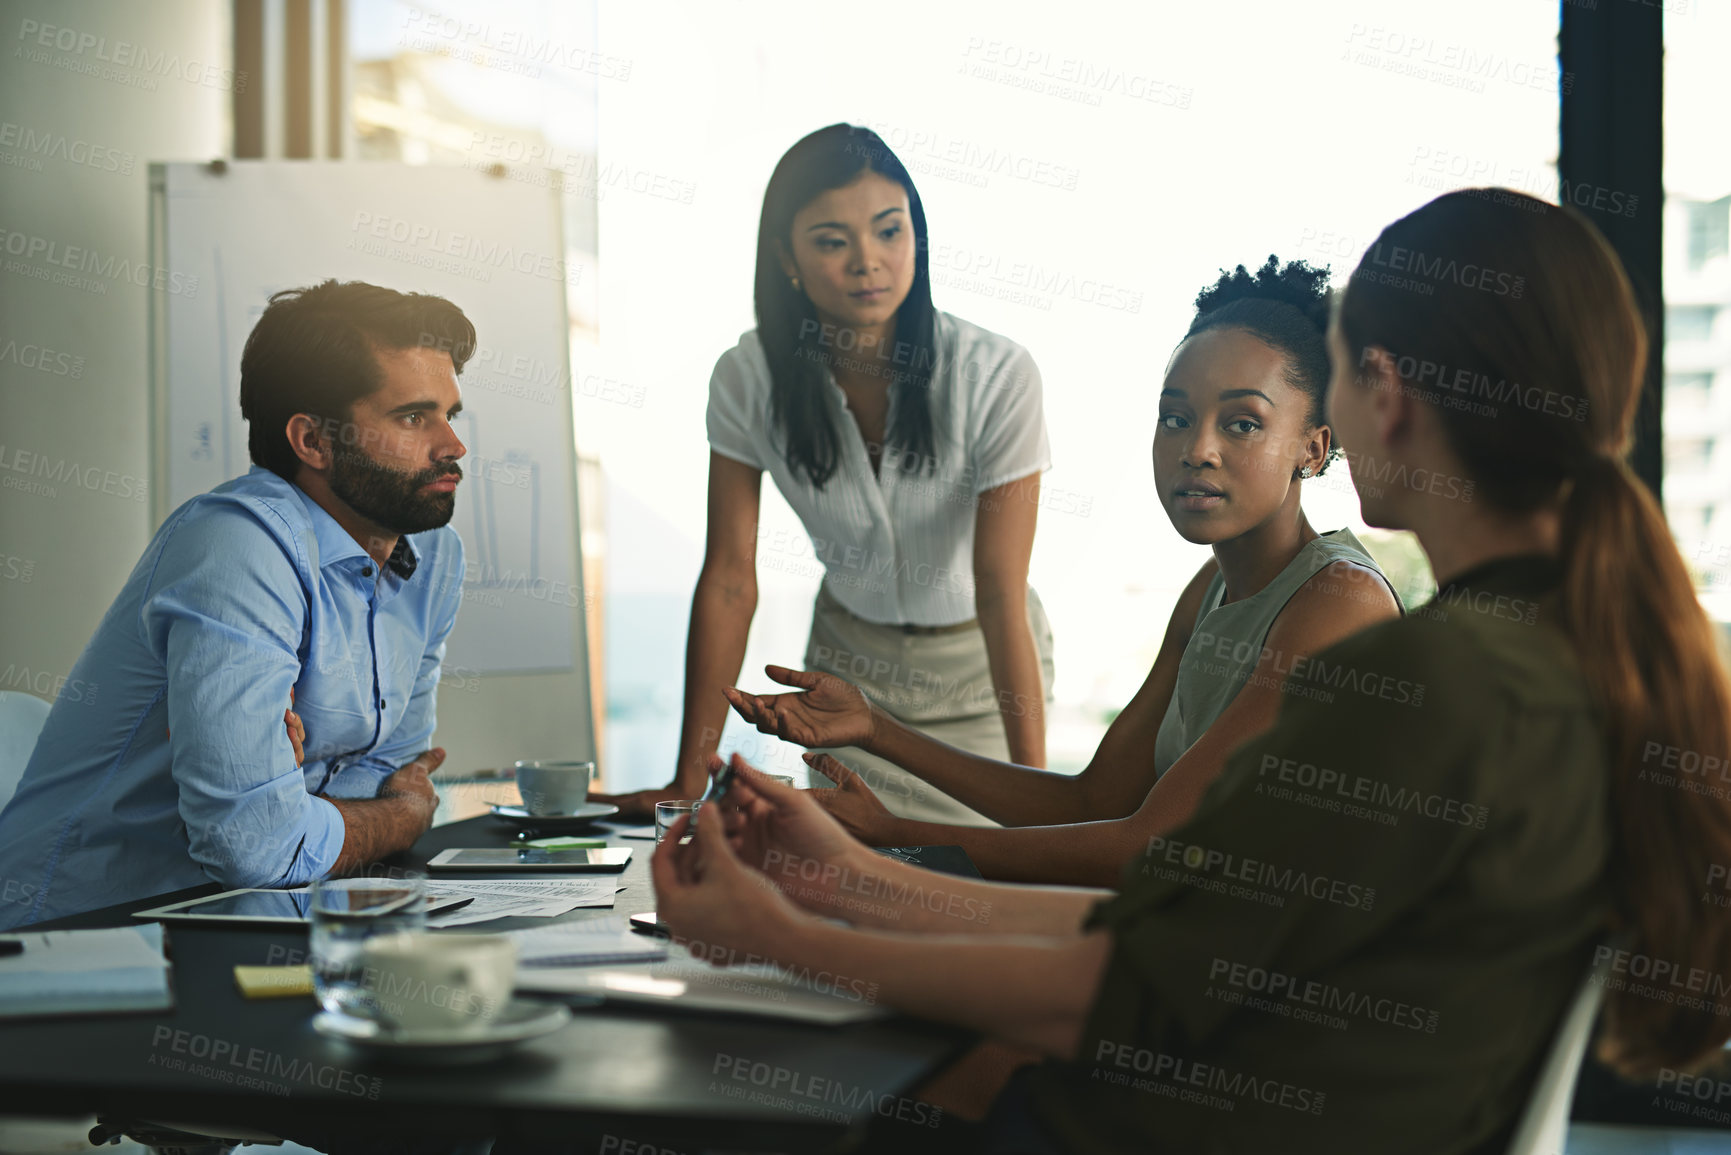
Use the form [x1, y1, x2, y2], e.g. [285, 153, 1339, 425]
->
[322, 770, 440, 875]
[144, 506, 430, 888]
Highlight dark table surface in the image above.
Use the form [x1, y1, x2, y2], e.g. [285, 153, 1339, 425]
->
[0, 815, 971, 1152]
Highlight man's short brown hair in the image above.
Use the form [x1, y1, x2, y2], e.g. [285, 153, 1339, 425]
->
[238, 280, 476, 479]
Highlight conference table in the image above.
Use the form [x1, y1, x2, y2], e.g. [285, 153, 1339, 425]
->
[0, 811, 973, 1153]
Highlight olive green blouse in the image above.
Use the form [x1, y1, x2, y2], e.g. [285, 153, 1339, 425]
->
[1023, 555, 1613, 1154]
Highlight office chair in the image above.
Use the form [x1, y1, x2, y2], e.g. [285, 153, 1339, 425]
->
[0, 690, 51, 811]
[1505, 959, 1610, 1155]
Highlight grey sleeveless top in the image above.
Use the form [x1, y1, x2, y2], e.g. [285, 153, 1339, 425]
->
[1151, 529, 1393, 780]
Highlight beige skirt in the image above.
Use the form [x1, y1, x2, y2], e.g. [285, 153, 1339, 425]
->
[802, 583, 1056, 826]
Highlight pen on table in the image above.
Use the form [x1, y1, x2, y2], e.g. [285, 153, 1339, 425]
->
[425, 896, 476, 918]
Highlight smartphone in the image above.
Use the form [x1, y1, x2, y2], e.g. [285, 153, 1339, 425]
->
[427, 847, 632, 873]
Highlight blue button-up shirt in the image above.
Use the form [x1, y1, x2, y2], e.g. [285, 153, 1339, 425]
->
[0, 467, 464, 928]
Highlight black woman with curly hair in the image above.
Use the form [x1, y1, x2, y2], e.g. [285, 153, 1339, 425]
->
[723, 257, 1403, 887]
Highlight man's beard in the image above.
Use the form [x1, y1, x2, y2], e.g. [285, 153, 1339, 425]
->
[328, 448, 461, 536]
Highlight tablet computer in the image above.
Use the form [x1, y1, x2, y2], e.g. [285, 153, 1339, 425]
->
[132, 887, 315, 925]
[427, 847, 632, 873]
[131, 888, 470, 925]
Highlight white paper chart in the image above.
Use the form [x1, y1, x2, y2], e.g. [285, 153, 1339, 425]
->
[150, 161, 585, 676]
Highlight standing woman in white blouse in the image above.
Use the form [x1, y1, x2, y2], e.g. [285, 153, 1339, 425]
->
[599, 124, 1055, 826]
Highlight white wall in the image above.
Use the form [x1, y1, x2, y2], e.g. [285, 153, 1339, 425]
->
[0, 0, 229, 698]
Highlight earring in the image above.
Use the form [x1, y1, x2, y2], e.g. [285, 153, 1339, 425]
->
[1297, 466, 1315, 480]
[790, 276, 802, 292]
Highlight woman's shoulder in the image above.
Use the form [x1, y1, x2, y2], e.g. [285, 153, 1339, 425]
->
[1302, 586, 1587, 719]
[715, 327, 768, 369]
[1245, 529, 1395, 619]
[937, 308, 1019, 347]
[935, 310, 1039, 380]
[1305, 527, 1385, 573]
[710, 328, 772, 396]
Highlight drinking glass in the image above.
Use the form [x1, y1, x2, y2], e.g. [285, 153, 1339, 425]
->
[310, 873, 427, 1018]
[654, 800, 701, 845]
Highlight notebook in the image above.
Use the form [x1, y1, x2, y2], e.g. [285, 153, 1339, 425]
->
[516, 959, 887, 1025]
[504, 924, 668, 967]
[0, 924, 173, 1018]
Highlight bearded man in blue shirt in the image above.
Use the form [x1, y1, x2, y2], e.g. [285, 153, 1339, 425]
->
[0, 280, 475, 928]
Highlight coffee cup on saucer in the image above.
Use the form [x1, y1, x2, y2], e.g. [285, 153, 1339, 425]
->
[357, 932, 517, 1034]
[514, 760, 595, 817]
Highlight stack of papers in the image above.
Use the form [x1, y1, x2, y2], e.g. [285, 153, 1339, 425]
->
[515, 953, 886, 1025]
[425, 878, 622, 927]
[504, 923, 667, 966]
[0, 925, 172, 1018]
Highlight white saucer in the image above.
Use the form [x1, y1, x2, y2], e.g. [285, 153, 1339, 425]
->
[312, 998, 572, 1064]
[489, 801, 619, 829]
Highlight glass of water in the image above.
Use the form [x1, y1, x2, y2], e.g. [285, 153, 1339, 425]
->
[310, 873, 427, 1018]
[654, 800, 701, 845]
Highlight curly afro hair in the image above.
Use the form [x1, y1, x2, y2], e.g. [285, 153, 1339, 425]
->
[1182, 255, 1340, 472]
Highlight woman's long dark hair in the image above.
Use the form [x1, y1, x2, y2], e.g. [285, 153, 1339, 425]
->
[753, 124, 938, 488]
[1340, 189, 1731, 1078]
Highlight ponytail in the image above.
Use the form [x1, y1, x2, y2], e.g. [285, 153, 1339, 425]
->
[1559, 456, 1731, 1076]
[1339, 189, 1731, 1079]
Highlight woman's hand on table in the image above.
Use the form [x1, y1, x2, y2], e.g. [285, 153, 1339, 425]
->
[804, 753, 905, 847]
[589, 784, 692, 822]
[591, 752, 725, 820]
[724, 665, 878, 751]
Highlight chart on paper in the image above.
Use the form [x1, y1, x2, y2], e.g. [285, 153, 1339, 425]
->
[150, 161, 585, 676]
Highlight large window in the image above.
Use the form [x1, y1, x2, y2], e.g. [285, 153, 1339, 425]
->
[347, 0, 610, 764]
[1688, 194, 1731, 270]
[1663, 4, 1731, 619]
[340, 2, 1569, 784]
[346, 0, 600, 334]
[1670, 304, 1721, 344]
[587, 2, 1563, 781]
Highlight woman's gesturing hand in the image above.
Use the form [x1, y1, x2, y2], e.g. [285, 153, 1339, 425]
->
[804, 753, 904, 847]
[723, 665, 877, 751]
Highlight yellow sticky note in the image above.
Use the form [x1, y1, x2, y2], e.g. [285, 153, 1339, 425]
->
[233, 964, 314, 999]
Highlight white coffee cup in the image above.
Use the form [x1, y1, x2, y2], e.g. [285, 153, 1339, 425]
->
[358, 932, 517, 1034]
[515, 760, 595, 816]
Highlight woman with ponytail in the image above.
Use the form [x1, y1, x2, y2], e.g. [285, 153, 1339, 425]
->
[1332, 192, 1731, 1079]
[650, 190, 1731, 1154]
